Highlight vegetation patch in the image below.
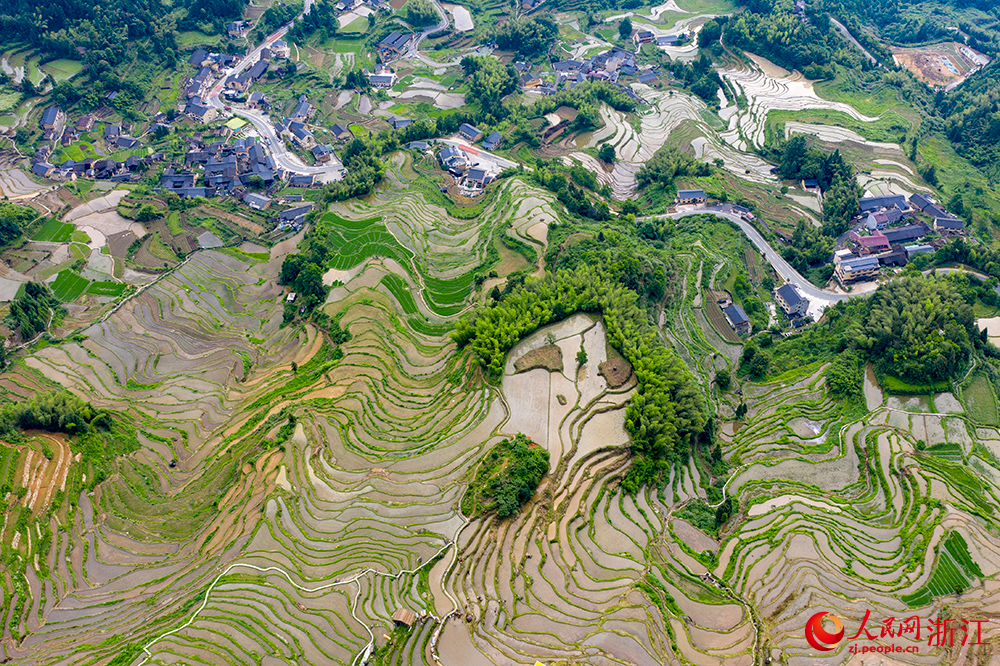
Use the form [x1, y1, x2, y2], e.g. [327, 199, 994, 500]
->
[461, 433, 549, 518]
[901, 531, 982, 607]
[513, 344, 563, 373]
[51, 270, 90, 302]
[32, 218, 74, 243]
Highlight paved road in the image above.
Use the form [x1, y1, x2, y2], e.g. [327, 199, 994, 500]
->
[830, 17, 879, 66]
[406, 0, 450, 58]
[661, 204, 854, 318]
[207, 23, 345, 181]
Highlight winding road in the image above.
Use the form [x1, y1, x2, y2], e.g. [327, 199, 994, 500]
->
[660, 204, 854, 318]
[207, 24, 345, 181]
[830, 17, 879, 66]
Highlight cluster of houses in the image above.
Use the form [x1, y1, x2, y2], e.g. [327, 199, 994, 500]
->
[834, 192, 965, 284]
[434, 125, 504, 194]
[520, 48, 649, 102]
[720, 281, 810, 337]
[365, 64, 397, 88]
[159, 135, 286, 198]
[33, 108, 155, 181]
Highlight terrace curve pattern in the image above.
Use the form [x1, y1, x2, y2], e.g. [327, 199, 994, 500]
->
[4, 170, 1000, 666]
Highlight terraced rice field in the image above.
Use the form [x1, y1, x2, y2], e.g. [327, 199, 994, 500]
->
[6, 170, 1000, 666]
[32, 219, 74, 243]
[49, 269, 89, 301]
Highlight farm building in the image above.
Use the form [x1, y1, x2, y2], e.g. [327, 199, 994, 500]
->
[459, 124, 484, 142]
[675, 189, 706, 205]
[723, 304, 751, 335]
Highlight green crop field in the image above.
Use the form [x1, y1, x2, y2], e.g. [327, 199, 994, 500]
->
[32, 218, 74, 243]
[314, 213, 414, 271]
[86, 281, 126, 297]
[0, 444, 18, 492]
[962, 373, 998, 425]
[902, 532, 981, 607]
[381, 274, 418, 315]
[51, 270, 90, 302]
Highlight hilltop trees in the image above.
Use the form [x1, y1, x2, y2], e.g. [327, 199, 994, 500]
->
[619, 17, 633, 41]
[491, 14, 559, 57]
[636, 146, 711, 192]
[741, 275, 982, 385]
[461, 55, 520, 123]
[405, 0, 440, 28]
[5, 282, 61, 341]
[777, 136, 859, 236]
[454, 265, 706, 491]
[861, 277, 976, 383]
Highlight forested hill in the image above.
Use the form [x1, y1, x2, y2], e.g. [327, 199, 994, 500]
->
[728, 0, 1000, 179]
[0, 0, 247, 67]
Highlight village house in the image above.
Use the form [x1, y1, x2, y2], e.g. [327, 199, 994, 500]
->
[723, 303, 751, 335]
[774, 283, 808, 318]
[482, 132, 503, 151]
[859, 194, 908, 214]
[379, 32, 414, 58]
[243, 193, 271, 210]
[330, 124, 353, 142]
[459, 124, 484, 142]
[367, 64, 397, 88]
[675, 189, 706, 205]
[836, 255, 880, 283]
[312, 144, 335, 162]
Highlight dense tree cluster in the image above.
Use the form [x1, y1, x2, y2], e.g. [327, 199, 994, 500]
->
[405, 0, 440, 28]
[5, 282, 62, 341]
[781, 219, 834, 271]
[636, 146, 710, 193]
[454, 265, 705, 489]
[461, 433, 549, 518]
[725, 0, 876, 78]
[322, 137, 386, 202]
[532, 164, 611, 221]
[0, 204, 34, 248]
[0, 391, 111, 441]
[278, 252, 329, 322]
[461, 56, 520, 124]
[252, 2, 301, 42]
[742, 275, 985, 385]
[661, 53, 724, 104]
[2, 0, 247, 69]
[777, 136, 858, 236]
[288, 0, 339, 43]
[862, 277, 977, 382]
[491, 14, 559, 57]
[942, 66, 1000, 181]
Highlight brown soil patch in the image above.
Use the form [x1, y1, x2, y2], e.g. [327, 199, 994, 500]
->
[133, 236, 175, 270]
[514, 344, 563, 373]
[555, 106, 578, 122]
[106, 231, 137, 258]
[303, 385, 347, 401]
[16, 433, 72, 516]
[389, 0, 406, 10]
[598, 346, 632, 388]
[891, 42, 985, 87]
[705, 291, 741, 343]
